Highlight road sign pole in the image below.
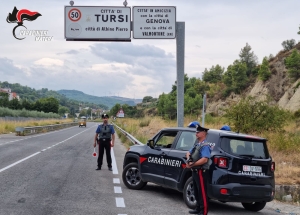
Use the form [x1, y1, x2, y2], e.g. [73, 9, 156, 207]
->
[176, 22, 185, 127]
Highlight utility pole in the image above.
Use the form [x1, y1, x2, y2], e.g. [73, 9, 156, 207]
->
[202, 93, 206, 127]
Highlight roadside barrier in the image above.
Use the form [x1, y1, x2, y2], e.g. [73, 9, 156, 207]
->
[15, 122, 78, 136]
[112, 122, 144, 145]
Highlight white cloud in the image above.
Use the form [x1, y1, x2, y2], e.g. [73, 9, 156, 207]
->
[1, 0, 300, 99]
[89, 63, 132, 74]
[33, 58, 64, 67]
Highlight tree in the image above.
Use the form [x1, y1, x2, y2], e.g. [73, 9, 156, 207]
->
[224, 96, 290, 133]
[109, 103, 121, 117]
[0, 92, 9, 108]
[142, 96, 153, 103]
[223, 60, 248, 94]
[58, 106, 70, 116]
[239, 43, 258, 77]
[8, 98, 21, 110]
[284, 49, 300, 80]
[282, 39, 296, 51]
[202, 65, 224, 83]
[21, 99, 32, 110]
[194, 79, 209, 95]
[39, 97, 59, 113]
[258, 57, 271, 81]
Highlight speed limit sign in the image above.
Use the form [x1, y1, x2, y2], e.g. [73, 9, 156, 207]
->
[68, 8, 81, 22]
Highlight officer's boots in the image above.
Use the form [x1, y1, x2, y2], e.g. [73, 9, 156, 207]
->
[189, 208, 200, 214]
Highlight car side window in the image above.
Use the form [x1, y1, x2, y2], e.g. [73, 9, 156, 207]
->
[175, 131, 196, 150]
[155, 131, 178, 148]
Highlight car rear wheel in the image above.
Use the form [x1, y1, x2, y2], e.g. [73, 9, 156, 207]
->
[122, 163, 147, 190]
[183, 177, 197, 209]
[242, 202, 266, 212]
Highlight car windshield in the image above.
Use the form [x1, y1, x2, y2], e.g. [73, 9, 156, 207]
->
[220, 137, 269, 159]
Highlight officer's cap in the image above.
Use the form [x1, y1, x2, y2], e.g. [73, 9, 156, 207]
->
[102, 113, 109, 119]
[196, 124, 209, 132]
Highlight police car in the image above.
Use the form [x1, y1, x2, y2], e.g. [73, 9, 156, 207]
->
[122, 126, 275, 212]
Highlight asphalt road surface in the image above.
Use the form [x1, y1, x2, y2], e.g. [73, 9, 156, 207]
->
[0, 122, 285, 215]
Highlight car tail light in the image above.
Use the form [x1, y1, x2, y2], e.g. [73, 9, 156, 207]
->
[214, 157, 228, 168]
[271, 162, 275, 172]
[220, 188, 228, 195]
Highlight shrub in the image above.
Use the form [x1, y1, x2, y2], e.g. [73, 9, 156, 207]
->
[224, 96, 291, 133]
[294, 109, 300, 118]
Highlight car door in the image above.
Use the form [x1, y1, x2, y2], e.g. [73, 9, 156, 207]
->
[164, 131, 196, 188]
[140, 130, 179, 185]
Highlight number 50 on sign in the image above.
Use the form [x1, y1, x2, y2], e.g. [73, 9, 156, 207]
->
[68, 8, 81, 22]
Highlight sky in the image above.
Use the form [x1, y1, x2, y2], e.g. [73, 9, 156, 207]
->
[1, 0, 300, 99]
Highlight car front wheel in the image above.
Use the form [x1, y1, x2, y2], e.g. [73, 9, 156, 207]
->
[183, 177, 197, 209]
[122, 163, 147, 190]
[242, 202, 266, 212]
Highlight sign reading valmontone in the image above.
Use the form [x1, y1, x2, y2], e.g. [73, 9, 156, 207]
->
[132, 6, 176, 39]
[65, 6, 131, 41]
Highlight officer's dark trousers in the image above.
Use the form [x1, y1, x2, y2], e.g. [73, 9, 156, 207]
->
[97, 140, 112, 168]
[192, 169, 209, 215]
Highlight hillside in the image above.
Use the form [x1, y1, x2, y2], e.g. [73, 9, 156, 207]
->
[207, 43, 300, 114]
[109, 96, 142, 104]
[57, 90, 137, 108]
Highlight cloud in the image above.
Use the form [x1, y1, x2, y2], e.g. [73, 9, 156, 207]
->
[33, 58, 64, 67]
[90, 43, 174, 64]
[0, 58, 24, 76]
[63, 50, 80, 55]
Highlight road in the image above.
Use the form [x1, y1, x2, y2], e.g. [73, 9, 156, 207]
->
[0, 122, 286, 215]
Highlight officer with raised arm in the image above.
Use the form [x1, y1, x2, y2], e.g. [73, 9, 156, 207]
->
[186, 125, 211, 215]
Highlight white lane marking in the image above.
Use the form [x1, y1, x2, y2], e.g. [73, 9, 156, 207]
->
[0, 152, 40, 173]
[114, 186, 122, 193]
[116, 197, 125, 207]
[111, 147, 119, 175]
[0, 126, 79, 146]
[118, 214, 127, 215]
[113, 178, 120, 184]
[0, 126, 96, 174]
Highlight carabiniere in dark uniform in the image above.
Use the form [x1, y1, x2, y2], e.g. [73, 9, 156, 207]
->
[186, 125, 212, 215]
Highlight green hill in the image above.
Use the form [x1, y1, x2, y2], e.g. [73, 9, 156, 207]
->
[57, 90, 136, 108]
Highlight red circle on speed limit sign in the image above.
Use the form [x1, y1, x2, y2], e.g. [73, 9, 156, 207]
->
[68, 8, 81, 22]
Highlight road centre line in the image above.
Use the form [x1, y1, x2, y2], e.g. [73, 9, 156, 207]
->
[0, 126, 95, 174]
[0, 152, 40, 173]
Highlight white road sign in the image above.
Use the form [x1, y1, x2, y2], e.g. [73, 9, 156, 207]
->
[133, 6, 176, 39]
[65, 6, 131, 41]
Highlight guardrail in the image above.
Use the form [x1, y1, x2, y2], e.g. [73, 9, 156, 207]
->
[112, 122, 144, 145]
[15, 122, 78, 136]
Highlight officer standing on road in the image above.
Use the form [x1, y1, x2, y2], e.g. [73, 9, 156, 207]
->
[93, 113, 115, 171]
[186, 125, 211, 215]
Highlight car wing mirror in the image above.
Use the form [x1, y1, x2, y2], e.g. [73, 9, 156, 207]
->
[147, 139, 155, 149]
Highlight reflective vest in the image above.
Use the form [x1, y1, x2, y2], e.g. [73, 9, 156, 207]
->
[98, 124, 112, 141]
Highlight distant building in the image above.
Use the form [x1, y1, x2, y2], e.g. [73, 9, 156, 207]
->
[0, 88, 20, 101]
[117, 108, 125, 118]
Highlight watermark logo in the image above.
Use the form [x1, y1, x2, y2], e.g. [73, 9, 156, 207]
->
[6, 7, 53, 41]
